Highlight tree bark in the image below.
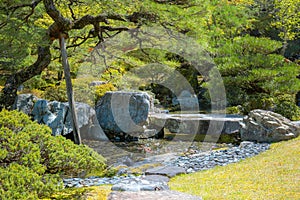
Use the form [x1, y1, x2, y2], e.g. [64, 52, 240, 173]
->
[59, 34, 81, 145]
[0, 46, 51, 110]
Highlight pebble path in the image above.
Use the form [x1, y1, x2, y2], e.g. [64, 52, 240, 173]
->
[63, 141, 270, 188]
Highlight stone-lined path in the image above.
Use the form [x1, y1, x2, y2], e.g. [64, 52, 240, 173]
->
[63, 141, 270, 199]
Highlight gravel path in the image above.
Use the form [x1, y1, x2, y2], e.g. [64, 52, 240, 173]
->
[63, 141, 270, 188]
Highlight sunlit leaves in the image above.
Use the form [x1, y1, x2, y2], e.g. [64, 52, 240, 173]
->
[272, 0, 300, 41]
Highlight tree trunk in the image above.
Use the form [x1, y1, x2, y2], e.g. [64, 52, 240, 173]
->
[59, 34, 81, 145]
[0, 46, 51, 111]
[280, 39, 288, 56]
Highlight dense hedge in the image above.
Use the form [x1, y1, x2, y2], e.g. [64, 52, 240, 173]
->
[0, 110, 106, 199]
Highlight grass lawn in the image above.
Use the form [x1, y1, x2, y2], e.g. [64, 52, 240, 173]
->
[169, 137, 300, 200]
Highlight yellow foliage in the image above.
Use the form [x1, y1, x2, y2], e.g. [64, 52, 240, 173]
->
[225, 0, 254, 5]
[18, 88, 44, 98]
[84, 185, 112, 200]
[94, 83, 117, 102]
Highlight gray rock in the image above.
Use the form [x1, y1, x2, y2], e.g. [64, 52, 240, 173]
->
[13, 94, 39, 115]
[291, 121, 300, 127]
[142, 175, 170, 183]
[173, 90, 199, 111]
[145, 165, 186, 177]
[240, 109, 300, 142]
[139, 129, 157, 139]
[108, 191, 202, 200]
[30, 99, 108, 140]
[170, 142, 270, 172]
[111, 178, 169, 192]
[95, 91, 152, 139]
[89, 81, 107, 87]
[239, 141, 254, 148]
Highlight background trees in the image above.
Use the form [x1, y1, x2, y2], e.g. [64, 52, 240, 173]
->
[0, 0, 299, 119]
[0, 0, 155, 109]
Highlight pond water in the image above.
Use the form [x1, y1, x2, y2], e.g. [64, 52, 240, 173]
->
[83, 132, 230, 166]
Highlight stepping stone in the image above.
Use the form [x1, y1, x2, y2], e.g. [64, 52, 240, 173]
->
[111, 178, 169, 192]
[108, 191, 202, 200]
[145, 165, 186, 177]
[142, 175, 170, 183]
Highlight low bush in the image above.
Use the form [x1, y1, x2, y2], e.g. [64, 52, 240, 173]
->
[94, 82, 117, 103]
[241, 94, 300, 120]
[273, 94, 300, 120]
[0, 109, 106, 199]
[43, 82, 68, 102]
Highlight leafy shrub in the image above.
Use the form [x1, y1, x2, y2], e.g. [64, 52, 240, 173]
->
[43, 82, 68, 102]
[0, 110, 106, 199]
[241, 94, 300, 120]
[18, 88, 44, 98]
[242, 94, 274, 114]
[273, 94, 300, 120]
[0, 163, 62, 200]
[43, 78, 114, 106]
[94, 83, 117, 103]
[226, 106, 242, 115]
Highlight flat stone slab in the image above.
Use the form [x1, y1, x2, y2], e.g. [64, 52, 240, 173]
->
[149, 113, 243, 134]
[111, 179, 169, 192]
[142, 175, 170, 183]
[108, 191, 202, 200]
[145, 165, 186, 177]
[149, 113, 243, 143]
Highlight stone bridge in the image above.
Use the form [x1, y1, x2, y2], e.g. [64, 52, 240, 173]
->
[148, 113, 243, 143]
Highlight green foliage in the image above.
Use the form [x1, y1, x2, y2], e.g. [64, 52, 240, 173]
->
[272, 0, 300, 42]
[43, 82, 68, 102]
[0, 163, 62, 200]
[242, 94, 275, 114]
[210, 35, 300, 119]
[273, 94, 300, 120]
[0, 0, 47, 74]
[0, 110, 106, 199]
[1, 0, 300, 120]
[94, 83, 117, 103]
[226, 106, 242, 115]
[241, 94, 300, 120]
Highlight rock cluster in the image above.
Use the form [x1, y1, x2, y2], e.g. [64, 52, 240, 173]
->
[13, 94, 108, 140]
[111, 176, 169, 191]
[240, 109, 300, 142]
[168, 141, 270, 173]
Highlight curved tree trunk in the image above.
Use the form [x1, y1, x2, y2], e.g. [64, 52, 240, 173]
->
[0, 46, 51, 111]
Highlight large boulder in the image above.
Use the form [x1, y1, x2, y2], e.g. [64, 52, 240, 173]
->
[13, 94, 108, 141]
[95, 91, 155, 140]
[172, 90, 198, 111]
[13, 94, 39, 115]
[240, 109, 300, 142]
